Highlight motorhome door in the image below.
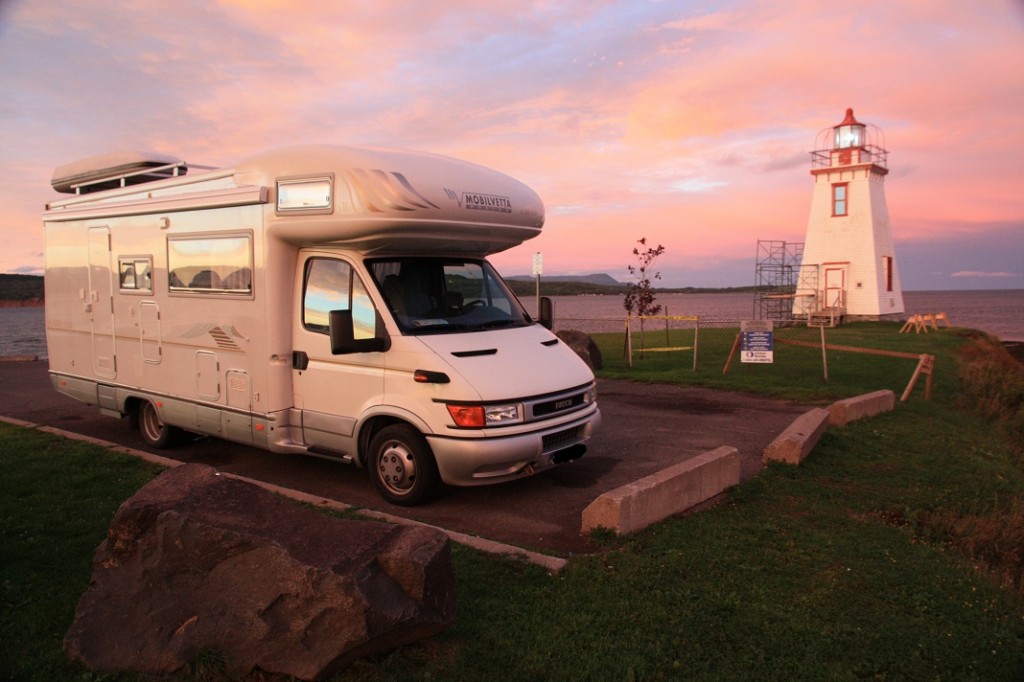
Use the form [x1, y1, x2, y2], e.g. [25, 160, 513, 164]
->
[88, 226, 117, 379]
[291, 254, 384, 454]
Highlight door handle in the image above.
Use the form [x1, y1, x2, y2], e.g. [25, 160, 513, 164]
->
[292, 350, 309, 370]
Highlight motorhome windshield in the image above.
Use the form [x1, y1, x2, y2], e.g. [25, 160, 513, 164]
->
[368, 258, 531, 334]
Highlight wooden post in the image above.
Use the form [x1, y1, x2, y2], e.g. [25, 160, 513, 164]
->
[692, 319, 700, 372]
[622, 316, 630, 359]
[819, 324, 828, 381]
[921, 354, 935, 400]
[625, 317, 633, 369]
[925, 355, 934, 399]
[723, 333, 741, 375]
[900, 354, 935, 402]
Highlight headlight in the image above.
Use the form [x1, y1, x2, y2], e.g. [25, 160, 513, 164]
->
[446, 403, 523, 428]
[484, 404, 522, 424]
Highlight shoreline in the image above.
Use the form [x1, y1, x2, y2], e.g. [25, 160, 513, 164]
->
[0, 300, 43, 308]
[1003, 341, 1024, 365]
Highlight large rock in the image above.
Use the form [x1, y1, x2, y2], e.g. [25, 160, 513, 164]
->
[556, 329, 603, 370]
[64, 464, 455, 680]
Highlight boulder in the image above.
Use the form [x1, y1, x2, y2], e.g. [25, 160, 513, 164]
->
[64, 464, 455, 681]
[556, 329, 603, 370]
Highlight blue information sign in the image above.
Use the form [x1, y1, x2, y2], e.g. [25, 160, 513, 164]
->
[740, 320, 774, 363]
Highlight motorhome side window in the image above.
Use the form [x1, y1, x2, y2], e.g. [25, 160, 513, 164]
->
[118, 256, 153, 293]
[167, 234, 253, 294]
[303, 258, 376, 339]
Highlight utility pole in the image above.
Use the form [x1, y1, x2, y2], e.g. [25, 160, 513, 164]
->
[532, 252, 543, 317]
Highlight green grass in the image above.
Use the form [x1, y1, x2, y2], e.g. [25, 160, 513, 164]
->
[0, 426, 162, 680]
[3, 323, 1024, 679]
[597, 321, 974, 403]
[352, 402, 1024, 680]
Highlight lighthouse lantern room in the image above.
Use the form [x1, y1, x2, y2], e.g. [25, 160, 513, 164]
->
[794, 108, 904, 322]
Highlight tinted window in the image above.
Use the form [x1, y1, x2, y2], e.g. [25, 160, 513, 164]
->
[303, 257, 375, 339]
[168, 234, 253, 294]
[369, 257, 529, 334]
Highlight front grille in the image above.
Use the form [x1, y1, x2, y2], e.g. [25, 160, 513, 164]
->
[542, 426, 583, 453]
[532, 393, 585, 417]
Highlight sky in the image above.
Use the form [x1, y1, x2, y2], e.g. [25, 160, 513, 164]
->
[0, 0, 1021, 290]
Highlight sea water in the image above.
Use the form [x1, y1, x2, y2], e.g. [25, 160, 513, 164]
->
[1, 289, 1021, 358]
[544, 289, 1024, 341]
[0, 307, 47, 358]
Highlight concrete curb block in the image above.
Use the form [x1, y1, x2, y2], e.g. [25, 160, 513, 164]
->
[762, 408, 830, 465]
[828, 389, 895, 427]
[0, 416, 568, 573]
[580, 446, 740, 536]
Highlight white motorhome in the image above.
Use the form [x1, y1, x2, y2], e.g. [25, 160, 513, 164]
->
[43, 145, 600, 505]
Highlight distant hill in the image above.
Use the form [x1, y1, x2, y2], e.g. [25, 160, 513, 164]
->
[503, 272, 761, 297]
[504, 273, 626, 296]
[0, 274, 43, 306]
[506, 273, 624, 287]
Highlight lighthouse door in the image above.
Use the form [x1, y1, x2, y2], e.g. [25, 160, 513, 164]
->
[824, 267, 846, 310]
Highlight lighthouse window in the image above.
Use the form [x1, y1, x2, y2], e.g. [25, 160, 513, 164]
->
[835, 125, 863, 148]
[832, 183, 848, 217]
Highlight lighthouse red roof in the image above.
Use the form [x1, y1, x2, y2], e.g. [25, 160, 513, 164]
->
[838, 108, 861, 127]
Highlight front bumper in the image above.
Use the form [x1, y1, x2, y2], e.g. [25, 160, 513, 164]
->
[427, 406, 601, 486]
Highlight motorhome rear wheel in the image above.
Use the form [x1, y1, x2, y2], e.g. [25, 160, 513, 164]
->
[135, 400, 183, 449]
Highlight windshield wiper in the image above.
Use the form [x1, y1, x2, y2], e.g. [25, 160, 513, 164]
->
[475, 319, 524, 330]
[408, 322, 471, 334]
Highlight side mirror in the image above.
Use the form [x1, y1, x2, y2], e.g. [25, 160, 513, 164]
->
[329, 310, 390, 354]
[538, 296, 554, 330]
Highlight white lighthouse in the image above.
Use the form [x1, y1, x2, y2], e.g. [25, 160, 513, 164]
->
[794, 108, 904, 321]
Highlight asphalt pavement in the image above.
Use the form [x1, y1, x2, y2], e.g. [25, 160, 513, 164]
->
[0, 359, 806, 555]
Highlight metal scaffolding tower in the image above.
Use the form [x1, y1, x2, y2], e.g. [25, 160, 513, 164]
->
[753, 240, 803, 322]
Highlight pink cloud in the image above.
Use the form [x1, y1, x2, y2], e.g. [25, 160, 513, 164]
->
[0, 0, 1020, 290]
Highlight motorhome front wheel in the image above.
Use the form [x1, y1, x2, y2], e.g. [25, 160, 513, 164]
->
[368, 424, 442, 506]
